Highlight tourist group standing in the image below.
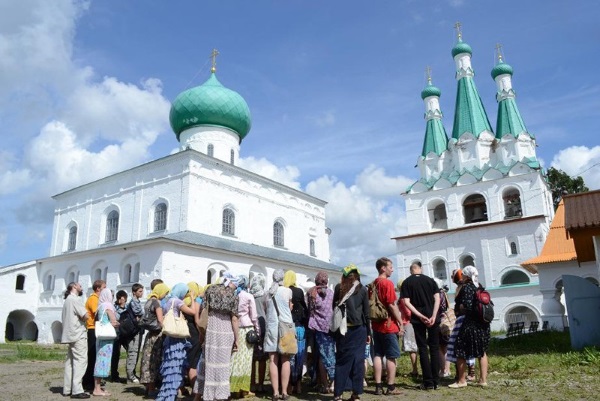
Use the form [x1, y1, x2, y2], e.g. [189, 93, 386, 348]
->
[61, 258, 491, 400]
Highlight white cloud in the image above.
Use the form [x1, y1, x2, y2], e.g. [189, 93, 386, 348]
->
[0, 0, 171, 223]
[306, 168, 408, 269]
[356, 165, 414, 198]
[551, 145, 600, 189]
[238, 156, 302, 190]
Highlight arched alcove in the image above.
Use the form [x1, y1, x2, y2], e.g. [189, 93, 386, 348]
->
[5, 310, 36, 341]
[51, 321, 63, 344]
[501, 270, 530, 286]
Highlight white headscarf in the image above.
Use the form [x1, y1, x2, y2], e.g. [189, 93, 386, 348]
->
[462, 265, 479, 287]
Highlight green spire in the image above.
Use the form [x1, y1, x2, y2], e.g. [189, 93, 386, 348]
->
[422, 118, 449, 157]
[452, 76, 493, 140]
[421, 69, 448, 157]
[493, 48, 531, 139]
[451, 25, 493, 139]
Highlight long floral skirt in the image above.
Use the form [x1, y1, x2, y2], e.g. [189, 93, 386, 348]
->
[315, 330, 336, 381]
[156, 336, 191, 401]
[94, 339, 113, 378]
[199, 311, 234, 401]
[230, 326, 254, 393]
[140, 331, 163, 385]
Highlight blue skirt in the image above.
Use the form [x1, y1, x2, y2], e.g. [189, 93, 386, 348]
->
[156, 336, 191, 401]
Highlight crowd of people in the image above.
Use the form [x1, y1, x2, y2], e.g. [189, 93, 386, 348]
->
[60, 257, 491, 400]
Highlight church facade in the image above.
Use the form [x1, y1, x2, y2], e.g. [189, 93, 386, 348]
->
[0, 64, 338, 344]
[394, 29, 555, 331]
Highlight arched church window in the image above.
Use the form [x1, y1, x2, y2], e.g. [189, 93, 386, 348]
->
[460, 255, 475, 268]
[154, 203, 167, 232]
[207, 144, 214, 157]
[433, 259, 447, 281]
[274, 221, 285, 247]
[428, 201, 448, 230]
[310, 239, 316, 256]
[222, 208, 235, 235]
[15, 274, 25, 291]
[503, 188, 522, 219]
[501, 270, 529, 286]
[510, 241, 518, 255]
[105, 210, 119, 242]
[68, 225, 77, 251]
[463, 194, 488, 224]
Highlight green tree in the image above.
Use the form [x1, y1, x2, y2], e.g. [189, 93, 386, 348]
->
[546, 167, 589, 209]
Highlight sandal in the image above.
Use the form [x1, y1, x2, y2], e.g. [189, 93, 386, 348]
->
[319, 385, 333, 394]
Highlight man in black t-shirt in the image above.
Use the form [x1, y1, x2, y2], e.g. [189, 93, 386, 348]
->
[400, 262, 441, 390]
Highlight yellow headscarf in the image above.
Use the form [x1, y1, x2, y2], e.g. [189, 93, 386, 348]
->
[150, 283, 170, 300]
[184, 282, 201, 306]
[283, 270, 297, 288]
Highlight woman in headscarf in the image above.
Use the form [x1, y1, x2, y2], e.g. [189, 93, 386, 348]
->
[448, 266, 490, 388]
[230, 275, 259, 398]
[184, 282, 202, 395]
[197, 272, 239, 401]
[445, 269, 476, 383]
[283, 270, 308, 394]
[307, 271, 335, 394]
[140, 283, 170, 397]
[156, 283, 196, 401]
[264, 269, 293, 401]
[93, 288, 120, 396]
[249, 273, 268, 394]
[332, 264, 370, 401]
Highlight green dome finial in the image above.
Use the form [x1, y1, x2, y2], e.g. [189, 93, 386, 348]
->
[421, 66, 441, 99]
[451, 21, 472, 57]
[169, 68, 252, 142]
[491, 44, 514, 79]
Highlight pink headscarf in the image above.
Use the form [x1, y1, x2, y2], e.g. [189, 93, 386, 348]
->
[98, 288, 115, 313]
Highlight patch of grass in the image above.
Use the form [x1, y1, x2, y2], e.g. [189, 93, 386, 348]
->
[0, 342, 66, 363]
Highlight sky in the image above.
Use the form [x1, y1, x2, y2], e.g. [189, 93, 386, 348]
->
[1, 0, 600, 274]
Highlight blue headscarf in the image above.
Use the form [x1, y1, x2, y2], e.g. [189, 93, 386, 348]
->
[161, 282, 189, 308]
[235, 275, 249, 295]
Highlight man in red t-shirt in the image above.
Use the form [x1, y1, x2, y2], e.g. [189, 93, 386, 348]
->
[371, 257, 404, 395]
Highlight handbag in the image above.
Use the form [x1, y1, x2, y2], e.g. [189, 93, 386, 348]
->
[162, 300, 190, 339]
[199, 306, 209, 331]
[95, 309, 117, 340]
[272, 293, 297, 355]
[245, 328, 259, 344]
[139, 299, 161, 332]
[330, 280, 359, 336]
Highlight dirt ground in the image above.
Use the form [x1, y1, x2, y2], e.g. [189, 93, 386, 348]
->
[0, 359, 487, 401]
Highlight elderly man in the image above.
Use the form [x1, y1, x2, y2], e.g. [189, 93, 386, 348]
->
[62, 282, 90, 399]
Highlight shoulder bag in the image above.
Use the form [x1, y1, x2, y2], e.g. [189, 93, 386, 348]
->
[162, 300, 190, 339]
[95, 308, 117, 340]
[272, 292, 297, 355]
[330, 280, 359, 336]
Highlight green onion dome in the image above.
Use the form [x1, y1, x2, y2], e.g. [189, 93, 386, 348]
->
[491, 61, 514, 79]
[169, 72, 252, 141]
[421, 83, 442, 99]
[451, 39, 473, 58]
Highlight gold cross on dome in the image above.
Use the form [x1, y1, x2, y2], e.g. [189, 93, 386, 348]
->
[454, 21, 462, 40]
[495, 43, 504, 62]
[210, 48, 219, 73]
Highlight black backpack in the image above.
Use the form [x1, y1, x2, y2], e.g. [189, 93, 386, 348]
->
[118, 303, 140, 341]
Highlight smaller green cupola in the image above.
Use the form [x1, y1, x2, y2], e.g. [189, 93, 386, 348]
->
[452, 39, 473, 58]
[491, 61, 513, 79]
[421, 83, 442, 99]
[420, 68, 448, 157]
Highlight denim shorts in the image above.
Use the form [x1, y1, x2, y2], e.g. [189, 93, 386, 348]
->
[372, 331, 401, 359]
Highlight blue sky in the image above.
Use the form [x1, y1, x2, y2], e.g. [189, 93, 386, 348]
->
[1, 0, 599, 271]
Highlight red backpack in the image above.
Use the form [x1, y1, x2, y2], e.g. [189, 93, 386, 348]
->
[475, 287, 494, 323]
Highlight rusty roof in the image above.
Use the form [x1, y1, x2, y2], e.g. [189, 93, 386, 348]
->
[522, 200, 578, 269]
[564, 189, 600, 230]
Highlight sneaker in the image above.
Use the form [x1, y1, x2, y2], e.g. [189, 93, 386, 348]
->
[129, 376, 140, 384]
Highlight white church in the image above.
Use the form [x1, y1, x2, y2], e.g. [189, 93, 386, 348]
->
[394, 29, 555, 331]
[0, 59, 339, 344]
